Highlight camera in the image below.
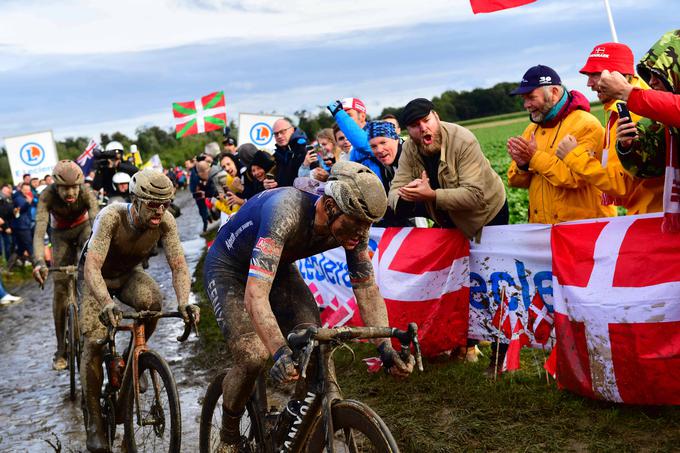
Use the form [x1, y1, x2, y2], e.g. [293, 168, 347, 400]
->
[93, 147, 119, 161]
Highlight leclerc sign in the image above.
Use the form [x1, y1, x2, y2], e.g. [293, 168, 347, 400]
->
[238, 113, 283, 153]
[4, 130, 59, 185]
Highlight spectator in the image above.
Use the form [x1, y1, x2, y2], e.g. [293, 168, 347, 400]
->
[204, 141, 221, 160]
[272, 118, 308, 188]
[223, 137, 237, 154]
[366, 120, 414, 227]
[555, 42, 662, 215]
[389, 98, 508, 238]
[245, 150, 276, 198]
[213, 153, 245, 225]
[388, 98, 508, 366]
[507, 65, 614, 223]
[44, 174, 54, 185]
[0, 184, 14, 263]
[194, 160, 219, 232]
[597, 29, 680, 231]
[333, 124, 352, 161]
[327, 98, 383, 179]
[10, 182, 34, 267]
[297, 129, 337, 181]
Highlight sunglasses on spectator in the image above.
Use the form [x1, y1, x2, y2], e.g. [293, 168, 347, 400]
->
[142, 200, 171, 210]
[273, 126, 292, 136]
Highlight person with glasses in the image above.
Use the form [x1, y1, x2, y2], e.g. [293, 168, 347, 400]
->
[78, 169, 200, 452]
[272, 118, 309, 188]
[31, 160, 99, 371]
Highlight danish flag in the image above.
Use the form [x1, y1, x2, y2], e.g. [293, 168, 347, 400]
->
[528, 291, 553, 344]
[374, 227, 470, 357]
[552, 214, 680, 404]
[490, 287, 513, 339]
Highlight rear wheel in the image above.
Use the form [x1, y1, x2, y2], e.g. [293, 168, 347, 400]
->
[199, 372, 265, 453]
[307, 400, 399, 453]
[124, 350, 181, 452]
[101, 392, 117, 451]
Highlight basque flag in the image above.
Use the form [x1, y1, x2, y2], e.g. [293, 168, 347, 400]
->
[552, 214, 680, 405]
[374, 227, 470, 356]
[470, 0, 536, 14]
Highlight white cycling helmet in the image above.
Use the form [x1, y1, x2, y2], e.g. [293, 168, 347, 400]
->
[105, 141, 125, 153]
[112, 172, 131, 185]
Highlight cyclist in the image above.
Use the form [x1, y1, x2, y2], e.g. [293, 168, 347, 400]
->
[108, 171, 131, 203]
[203, 161, 414, 453]
[32, 160, 99, 371]
[79, 169, 200, 452]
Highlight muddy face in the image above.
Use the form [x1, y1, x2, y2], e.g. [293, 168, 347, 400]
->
[331, 214, 371, 250]
[135, 198, 168, 228]
[56, 184, 80, 204]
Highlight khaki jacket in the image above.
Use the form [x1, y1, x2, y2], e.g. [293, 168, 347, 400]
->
[388, 122, 506, 239]
[508, 109, 616, 223]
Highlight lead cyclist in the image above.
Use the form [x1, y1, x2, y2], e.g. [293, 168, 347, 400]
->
[203, 161, 414, 453]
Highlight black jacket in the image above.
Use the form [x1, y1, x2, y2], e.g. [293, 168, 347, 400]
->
[273, 128, 308, 187]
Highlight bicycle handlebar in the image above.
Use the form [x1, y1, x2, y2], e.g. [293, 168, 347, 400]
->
[97, 310, 198, 345]
[287, 322, 424, 373]
[48, 265, 79, 273]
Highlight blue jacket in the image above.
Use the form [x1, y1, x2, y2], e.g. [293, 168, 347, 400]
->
[334, 110, 383, 180]
[11, 191, 32, 230]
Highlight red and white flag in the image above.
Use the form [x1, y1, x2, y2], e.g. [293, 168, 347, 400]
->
[490, 287, 513, 340]
[470, 0, 536, 14]
[374, 227, 470, 357]
[503, 318, 531, 372]
[552, 215, 680, 404]
[528, 290, 553, 344]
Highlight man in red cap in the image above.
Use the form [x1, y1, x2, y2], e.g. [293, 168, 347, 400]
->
[555, 42, 662, 215]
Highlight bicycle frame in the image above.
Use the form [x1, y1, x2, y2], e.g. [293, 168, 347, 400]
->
[271, 324, 423, 453]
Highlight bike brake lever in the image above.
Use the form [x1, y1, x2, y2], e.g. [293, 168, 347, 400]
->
[408, 323, 424, 372]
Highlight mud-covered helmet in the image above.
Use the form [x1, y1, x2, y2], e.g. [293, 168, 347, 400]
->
[324, 161, 386, 223]
[129, 169, 174, 202]
[53, 160, 84, 186]
[112, 172, 131, 185]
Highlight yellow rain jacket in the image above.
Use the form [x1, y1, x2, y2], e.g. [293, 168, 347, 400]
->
[508, 90, 616, 224]
[561, 77, 663, 215]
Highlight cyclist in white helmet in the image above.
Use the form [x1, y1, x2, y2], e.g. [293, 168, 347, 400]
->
[108, 171, 131, 203]
[79, 169, 199, 452]
[32, 160, 99, 370]
[203, 161, 414, 453]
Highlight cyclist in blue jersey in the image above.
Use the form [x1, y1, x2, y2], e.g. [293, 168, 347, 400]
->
[204, 161, 414, 453]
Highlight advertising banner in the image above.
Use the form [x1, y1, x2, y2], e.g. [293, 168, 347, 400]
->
[237, 113, 283, 153]
[4, 130, 59, 185]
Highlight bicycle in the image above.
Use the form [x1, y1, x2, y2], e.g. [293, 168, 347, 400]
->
[93, 309, 197, 452]
[41, 264, 80, 401]
[199, 322, 423, 453]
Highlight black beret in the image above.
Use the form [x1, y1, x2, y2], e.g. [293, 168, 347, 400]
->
[400, 98, 435, 127]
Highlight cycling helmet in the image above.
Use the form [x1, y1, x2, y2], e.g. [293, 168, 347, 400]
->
[105, 141, 124, 153]
[53, 160, 84, 186]
[112, 172, 131, 185]
[129, 169, 174, 202]
[324, 161, 386, 223]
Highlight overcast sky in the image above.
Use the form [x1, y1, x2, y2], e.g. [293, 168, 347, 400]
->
[1, 0, 678, 146]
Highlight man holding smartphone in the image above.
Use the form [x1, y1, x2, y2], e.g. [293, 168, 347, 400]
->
[554, 42, 663, 215]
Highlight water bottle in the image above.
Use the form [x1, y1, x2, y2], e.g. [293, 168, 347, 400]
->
[274, 400, 302, 448]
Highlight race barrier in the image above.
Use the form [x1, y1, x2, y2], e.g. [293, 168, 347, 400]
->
[297, 214, 680, 404]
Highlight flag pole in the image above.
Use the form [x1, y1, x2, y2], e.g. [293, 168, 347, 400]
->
[603, 0, 619, 43]
[493, 287, 506, 381]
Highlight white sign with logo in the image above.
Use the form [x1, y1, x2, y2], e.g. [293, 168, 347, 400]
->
[4, 130, 60, 185]
[237, 113, 283, 153]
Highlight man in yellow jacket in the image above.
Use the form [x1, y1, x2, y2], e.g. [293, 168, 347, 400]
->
[554, 43, 663, 215]
[507, 65, 615, 223]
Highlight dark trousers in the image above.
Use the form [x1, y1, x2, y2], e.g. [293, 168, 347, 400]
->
[0, 231, 13, 261]
[13, 228, 33, 258]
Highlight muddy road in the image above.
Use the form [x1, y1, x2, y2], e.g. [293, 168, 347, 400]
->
[0, 190, 216, 452]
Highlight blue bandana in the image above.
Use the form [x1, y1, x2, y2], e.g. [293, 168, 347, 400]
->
[365, 121, 399, 141]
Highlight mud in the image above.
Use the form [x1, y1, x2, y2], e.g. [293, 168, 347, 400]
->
[0, 190, 213, 452]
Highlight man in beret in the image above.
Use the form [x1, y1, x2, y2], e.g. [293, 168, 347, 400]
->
[554, 43, 662, 215]
[507, 64, 614, 223]
[388, 98, 508, 239]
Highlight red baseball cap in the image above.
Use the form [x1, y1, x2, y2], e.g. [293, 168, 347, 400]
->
[341, 97, 367, 114]
[580, 42, 634, 75]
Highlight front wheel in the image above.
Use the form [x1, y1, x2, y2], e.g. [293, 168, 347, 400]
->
[307, 399, 399, 453]
[123, 350, 181, 452]
[66, 303, 79, 401]
[199, 372, 265, 453]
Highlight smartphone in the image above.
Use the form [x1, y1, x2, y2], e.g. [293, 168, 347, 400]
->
[265, 173, 275, 180]
[615, 103, 636, 138]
